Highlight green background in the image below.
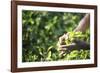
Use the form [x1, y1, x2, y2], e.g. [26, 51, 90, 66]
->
[22, 10, 90, 62]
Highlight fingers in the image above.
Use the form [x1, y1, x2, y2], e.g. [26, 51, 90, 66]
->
[59, 43, 76, 50]
[57, 33, 69, 51]
[60, 45, 67, 48]
[58, 33, 69, 44]
[59, 34, 66, 44]
[57, 34, 66, 48]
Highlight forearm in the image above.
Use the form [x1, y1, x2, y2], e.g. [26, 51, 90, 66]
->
[74, 14, 90, 32]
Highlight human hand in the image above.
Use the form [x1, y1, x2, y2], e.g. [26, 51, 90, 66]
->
[57, 33, 69, 51]
[57, 33, 90, 52]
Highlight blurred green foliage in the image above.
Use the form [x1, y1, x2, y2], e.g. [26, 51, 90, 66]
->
[22, 10, 90, 62]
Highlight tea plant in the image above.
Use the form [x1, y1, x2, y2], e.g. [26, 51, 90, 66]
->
[22, 10, 90, 62]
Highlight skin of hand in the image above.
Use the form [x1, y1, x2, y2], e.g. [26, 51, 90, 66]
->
[57, 14, 90, 51]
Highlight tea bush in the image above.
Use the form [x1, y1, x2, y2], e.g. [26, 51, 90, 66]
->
[22, 10, 90, 62]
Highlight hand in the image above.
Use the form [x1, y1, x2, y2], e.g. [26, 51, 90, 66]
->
[57, 33, 69, 51]
[57, 34, 90, 52]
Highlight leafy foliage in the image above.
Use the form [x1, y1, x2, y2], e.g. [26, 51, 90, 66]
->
[22, 10, 90, 62]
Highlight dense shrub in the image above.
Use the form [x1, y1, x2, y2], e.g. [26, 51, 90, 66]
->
[22, 10, 90, 62]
